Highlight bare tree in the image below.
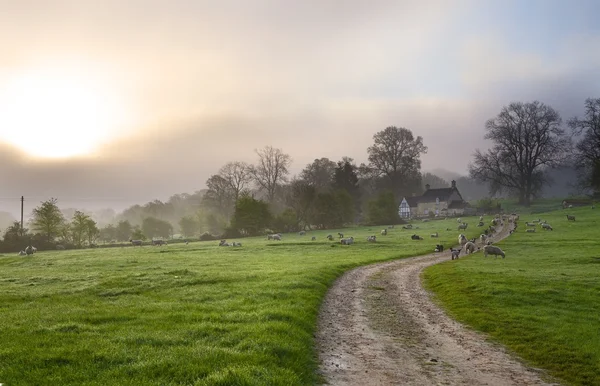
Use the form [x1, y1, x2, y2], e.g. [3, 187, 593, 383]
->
[569, 98, 600, 194]
[219, 161, 253, 201]
[469, 101, 571, 206]
[250, 146, 292, 203]
[367, 126, 427, 199]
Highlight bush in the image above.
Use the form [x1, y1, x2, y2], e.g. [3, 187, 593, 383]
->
[199, 232, 218, 241]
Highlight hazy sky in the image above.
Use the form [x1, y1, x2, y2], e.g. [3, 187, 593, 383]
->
[1, 0, 599, 217]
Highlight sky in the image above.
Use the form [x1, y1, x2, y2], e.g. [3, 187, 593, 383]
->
[0, 0, 599, 218]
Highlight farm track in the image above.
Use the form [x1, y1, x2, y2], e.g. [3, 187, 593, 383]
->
[316, 223, 559, 386]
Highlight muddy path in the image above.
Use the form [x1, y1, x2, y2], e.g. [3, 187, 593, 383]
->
[315, 224, 558, 385]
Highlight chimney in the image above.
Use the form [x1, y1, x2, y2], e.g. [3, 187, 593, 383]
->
[425, 184, 430, 191]
[451, 180, 456, 189]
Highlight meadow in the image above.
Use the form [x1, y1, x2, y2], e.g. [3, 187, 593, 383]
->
[424, 206, 600, 386]
[0, 219, 478, 386]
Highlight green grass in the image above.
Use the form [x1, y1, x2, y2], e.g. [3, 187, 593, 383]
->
[423, 207, 600, 385]
[0, 219, 478, 386]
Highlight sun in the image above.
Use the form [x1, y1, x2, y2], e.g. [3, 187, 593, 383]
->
[0, 65, 131, 159]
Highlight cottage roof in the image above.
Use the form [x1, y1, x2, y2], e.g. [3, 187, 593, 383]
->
[419, 187, 463, 203]
[404, 196, 420, 207]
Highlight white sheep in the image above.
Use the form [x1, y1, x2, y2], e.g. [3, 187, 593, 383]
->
[566, 215, 576, 221]
[340, 237, 354, 245]
[526, 222, 536, 227]
[430, 232, 438, 238]
[480, 234, 487, 243]
[458, 234, 467, 246]
[479, 216, 484, 221]
[311, 236, 316, 241]
[483, 245, 505, 258]
[457, 217, 462, 223]
[464, 241, 476, 254]
[272, 234, 282, 241]
[381, 229, 387, 236]
[450, 248, 461, 260]
[526, 228, 536, 233]
[458, 223, 468, 231]
[367, 235, 377, 242]
[232, 242, 242, 247]
[18, 250, 26, 256]
[541, 223, 553, 231]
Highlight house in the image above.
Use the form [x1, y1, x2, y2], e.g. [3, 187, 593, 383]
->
[399, 180, 469, 218]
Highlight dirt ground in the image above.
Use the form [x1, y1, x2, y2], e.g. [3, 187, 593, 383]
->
[315, 224, 560, 386]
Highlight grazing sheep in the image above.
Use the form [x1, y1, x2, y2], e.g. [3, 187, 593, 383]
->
[56, 245, 65, 250]
[381, 229, 387, 236]
[458, 234, 467, 246]
[219, 239, 230, 246]
[464, 241, 476, 254]
[367, 235, 377, 243]
[526, 228, 536, 233]
[566, 215, 576, 221]
[411, 234, 424, 240]
[231, 242, 242, 247]
[299, 231, 306, 236]
[25, 245, 34, 255]
[338, 232, 344, 238]
[272, 234, 282, 241]
[480, 234, 488, 243]
[526, 222, 536, 227]
[152, 239, 167, 246]
[340, 237, 354, 245]
[311, 236, 316, 241]
[267, 234, 273, 240]
[458, 223, 468, 231]
[130, 239, 143, 246]
[327, 234, 333, 241]
[450, 248, 461, 260]
[488, 226, 496, 233]
[18, 250, 27, 256]
[483, 245, 505, 258]
[430, 232, 439, 238]
[402, 224, 413, 230]
[541, 223, 553, 231]
[434, 244, 444, 252]
[457, 218, 462, 223]
[477, 221, 485, 227]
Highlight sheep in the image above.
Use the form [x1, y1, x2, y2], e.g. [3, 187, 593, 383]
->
[411, 234, 424, 240]
[450, 248, 461, 260]
[526, 228, 536, 233]
[231, 242, 242, 247]
[464, 241, 476, 254]
[457, 217, 462, 223]
[311, 236, 316, 241]
[458, 234, 467, 246]
[458, 223, 468, 231]
[479, 216, 484, 221]
[338, 232, 344, 238]
[488, 225, 496, 233]
[526, 222, 536, 227]
[18, 250, 27, 256]
[541, 223, 553, 231]
[367, 235, 377, 242]
[152, 239, 167, 246]
[299, 231, 306, 236]
[381, 229, 387, 236]
[483, 244, 505, 258]
[491, 219, 499, 226]
[477, 221, 485, 227]
[566, 215, 576, 221]
[480, 234, 488, 243]
[402, 224, 413, 230]
[25, 245, 34, 255]
[430, 232, 439, 238]
[434, 244, 444, 252]
[267, 234, 273, 240]
[327, 234, 334, 241]
[130, 239, 143, 246]
[388, 225, 395, 229]
[219, 239, 230, 246]
[272, 234, 282, 241]
[340, 237, 354, 245]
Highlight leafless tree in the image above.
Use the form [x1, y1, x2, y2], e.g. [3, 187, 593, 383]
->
[469, 101, 571, 206]
[250, 146, 292, 203]
[569, 98, 600, 194]
[219, 161, 253, 201]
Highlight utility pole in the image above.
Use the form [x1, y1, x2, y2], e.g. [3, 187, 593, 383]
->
[20, 196, 24, 237]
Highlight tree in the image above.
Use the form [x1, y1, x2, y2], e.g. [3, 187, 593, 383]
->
[230, 195, 272, 236]
[3, 221, 26, 243]
[422, 173, 449, 190]
[179, 216, 200, 237]
[85, 218, 99, 245]
[367, 191, 401, 225]
[300, 157, 336, 192]
[285, 179, 317, 229]
[116, 220, 133, 242]
[332, 157, 361, 218]
[202, 174, 235, 218]
[99, 224, 117, 243]
[469, 101, 571, 206]
[250, 146, 292, 203]
[30, 198, 65, 243]
[142, 217, 173, 239]
[219, 161, 253, 201]
[367, 126, 428, 199]
[131, 226, 146, 241]
[71, 211, 91, 248]
[569, 98, 600, 194]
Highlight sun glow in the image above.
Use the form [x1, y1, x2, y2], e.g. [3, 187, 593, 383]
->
[0, 65, 133, 159]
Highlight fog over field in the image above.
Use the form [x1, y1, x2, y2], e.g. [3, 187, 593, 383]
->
[1, 0, 599, 218]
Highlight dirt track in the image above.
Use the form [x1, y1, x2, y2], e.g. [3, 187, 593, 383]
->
[316, 224, 558, 386]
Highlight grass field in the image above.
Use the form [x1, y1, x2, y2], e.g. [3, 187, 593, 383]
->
[0, 218, 478, 386]
[424, 207, 600, 386]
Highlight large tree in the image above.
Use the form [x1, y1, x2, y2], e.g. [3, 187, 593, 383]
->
[71, 211, 92, 248]
[219, 161, 253, 201]
[250, 146, 292, 203]
[332, 157, 361, 218]
[285, 179, 317, 229]
[469, 101, 571, 206]
[30, 198, 65, 243]
[569, 98, 600, 194]
[202, 174, 236, 218]
[230, 195, 272, 236]
[142, 217, 173, 239]
[367, 126, 428, 199]
[300, 157, 336, 192]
